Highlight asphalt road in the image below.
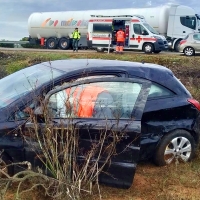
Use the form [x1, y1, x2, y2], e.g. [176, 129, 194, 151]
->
[0, 47, 181, 55]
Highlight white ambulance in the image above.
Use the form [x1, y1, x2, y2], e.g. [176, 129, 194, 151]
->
[87, 15, 168, 53]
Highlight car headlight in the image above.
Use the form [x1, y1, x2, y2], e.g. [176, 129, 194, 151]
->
[153, 36, 161, 40]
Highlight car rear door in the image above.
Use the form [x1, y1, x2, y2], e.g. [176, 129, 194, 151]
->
[26, 77, 151, 189]
[192, 33, 200, 51]
[89, 18, 112, 48]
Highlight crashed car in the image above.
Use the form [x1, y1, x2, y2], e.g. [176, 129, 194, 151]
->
[0, 59, 200, 189]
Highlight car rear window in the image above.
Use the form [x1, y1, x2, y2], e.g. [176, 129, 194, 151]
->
[193, 34, 200, 41]
[148, 83, 174, 99]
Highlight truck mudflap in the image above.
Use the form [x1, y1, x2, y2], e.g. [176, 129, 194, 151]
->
[154, 39, 168, 51]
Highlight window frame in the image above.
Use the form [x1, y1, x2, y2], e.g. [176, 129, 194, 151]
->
[45, 77, 151, 120]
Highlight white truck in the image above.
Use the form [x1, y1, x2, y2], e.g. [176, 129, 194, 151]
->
[88, 15, 168, 53]
[28, 3, 200, 51]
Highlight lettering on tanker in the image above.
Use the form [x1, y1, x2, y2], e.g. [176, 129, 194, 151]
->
[41, 18, 89, 27]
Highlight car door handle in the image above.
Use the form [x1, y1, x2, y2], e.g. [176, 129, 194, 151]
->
[183, 31, 186, 33]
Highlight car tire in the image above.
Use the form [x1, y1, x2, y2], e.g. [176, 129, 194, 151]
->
[154, 130, 195, 166]
[143, 43, 154, 54]
[183, 47, 195, 56]
[0, 153, 13, 177]
[46, 38, 57, 49]
[58, 37, 70, 50]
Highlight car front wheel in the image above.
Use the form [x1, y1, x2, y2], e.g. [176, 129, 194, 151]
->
[184, 47, 195, 56]
[154, 130, 195, 166]
[143, 43, 154, 54]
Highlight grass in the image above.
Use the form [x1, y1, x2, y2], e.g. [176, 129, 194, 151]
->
[1, 50, 200, 200]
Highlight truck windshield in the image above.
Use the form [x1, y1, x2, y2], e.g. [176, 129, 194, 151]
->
[0, 65, 64, 109]
[143, 23, 159, 34]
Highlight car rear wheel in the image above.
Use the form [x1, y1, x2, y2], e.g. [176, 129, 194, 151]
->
[184, 47, 195, 56]
[0, 153, 13, 177]
[154, 130, 195, 166]
[143, 43, 154, 54]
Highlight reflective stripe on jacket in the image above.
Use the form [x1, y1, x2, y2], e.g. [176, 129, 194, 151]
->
[72, 31, 81, 39]
[116, 30, 125, 42]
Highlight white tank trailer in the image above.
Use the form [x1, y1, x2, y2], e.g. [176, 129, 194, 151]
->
[28, 3, 200, 51]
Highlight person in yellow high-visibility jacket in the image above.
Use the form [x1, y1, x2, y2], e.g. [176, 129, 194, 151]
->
[72, 28, 81, 52]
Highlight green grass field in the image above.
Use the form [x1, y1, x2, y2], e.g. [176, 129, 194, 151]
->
[1, 50, 200, 200]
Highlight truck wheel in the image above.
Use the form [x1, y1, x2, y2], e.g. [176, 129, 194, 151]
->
[184, 47, 195, 56]
[46, 38, 57, 49]
[174, 40, 181, 52]
[154, 50, 161, 54]
[0, 153, 13, 177]
[153, 130, 195, 166]
[96, 47, 105, 52]
[59, 38, 70, 50]
[143, 43, 154, 54]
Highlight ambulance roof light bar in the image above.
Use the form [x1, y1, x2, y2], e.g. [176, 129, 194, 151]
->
[90, 15, 145, 19]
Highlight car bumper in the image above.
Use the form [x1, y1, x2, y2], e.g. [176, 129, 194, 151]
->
[154, 39, 169, 51]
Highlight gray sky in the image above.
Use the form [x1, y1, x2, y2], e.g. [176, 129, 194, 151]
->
[0, 0, 200, 40]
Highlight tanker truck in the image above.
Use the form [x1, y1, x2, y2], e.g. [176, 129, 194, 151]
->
[28, 3, 200, 51]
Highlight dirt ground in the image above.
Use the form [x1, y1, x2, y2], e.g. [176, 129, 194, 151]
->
[1, 51, 200, 200]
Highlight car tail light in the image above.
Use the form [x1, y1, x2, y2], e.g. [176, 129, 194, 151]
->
[180, 40, 186, 45]
[87, 32, 89, 40]
[187, 98, 200, 111]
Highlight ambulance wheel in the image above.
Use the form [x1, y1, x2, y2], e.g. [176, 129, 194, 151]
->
[96, 47, 105, 52]
[143, 43, 154, 54]
[59, 37, 70, 50]
[46, 38, 57, 49]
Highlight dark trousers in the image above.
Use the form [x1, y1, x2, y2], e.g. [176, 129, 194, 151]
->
[73, 39, 79, 51]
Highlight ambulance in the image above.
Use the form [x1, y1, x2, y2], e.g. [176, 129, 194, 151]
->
[87, 15, 168, 53]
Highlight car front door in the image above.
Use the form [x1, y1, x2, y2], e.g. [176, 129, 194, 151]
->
[130, 23, 149, 50]
[26, 77, 151, 189]
[192, 33, 200, 51]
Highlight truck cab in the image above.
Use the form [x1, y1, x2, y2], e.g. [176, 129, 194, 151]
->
[87, 15, 168, 53]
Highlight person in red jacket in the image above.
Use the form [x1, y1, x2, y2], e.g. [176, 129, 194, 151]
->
[115, 28, 126, 53]
[64, 85, 114, 118]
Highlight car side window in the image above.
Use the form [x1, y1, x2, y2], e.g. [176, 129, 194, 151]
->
[48, 81, 142, 119]
[133, 24, 148, 35]
[193, 34, 200, 41]
[9, 103, 35, 121]
[148, 83, 174, 99]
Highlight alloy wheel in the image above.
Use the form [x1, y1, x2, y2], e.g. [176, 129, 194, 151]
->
[164, 137, 191, 164]
[184, 47, 194, 56]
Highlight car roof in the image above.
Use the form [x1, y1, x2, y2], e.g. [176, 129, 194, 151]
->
[34, 59, 189, 95]
[37, 59, 173, 78]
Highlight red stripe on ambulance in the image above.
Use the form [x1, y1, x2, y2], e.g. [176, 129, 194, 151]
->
[92, 37, 110, 40]
[89, 19, 112, 22]
[131, 19, 140, 22]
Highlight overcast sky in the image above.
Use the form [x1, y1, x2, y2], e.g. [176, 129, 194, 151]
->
[0, 0, 200, 40]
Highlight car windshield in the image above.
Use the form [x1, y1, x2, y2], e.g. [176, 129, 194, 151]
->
[0, 65, 64, 108]
[143, 23, 159, 35]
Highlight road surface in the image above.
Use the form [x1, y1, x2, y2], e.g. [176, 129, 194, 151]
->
[0, 47, 181, 55]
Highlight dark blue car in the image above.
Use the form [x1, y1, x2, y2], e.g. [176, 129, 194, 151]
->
[0, 59, 199, 189]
